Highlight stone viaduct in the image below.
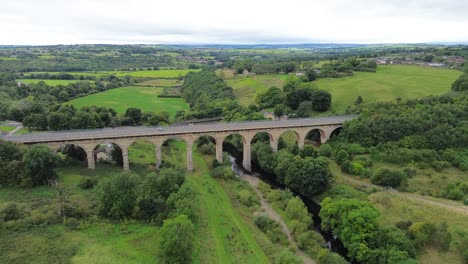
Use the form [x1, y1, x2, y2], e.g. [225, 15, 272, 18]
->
[4, 115, 356, 172]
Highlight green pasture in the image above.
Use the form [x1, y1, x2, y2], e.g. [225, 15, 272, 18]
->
[315, 65, 462, 112]
[224, 65, 462, 112]
[0, 125, 15, 132]
[17, 79, 85, 86]
[225, 74, 289, 105]
[67, 86, 189, 117]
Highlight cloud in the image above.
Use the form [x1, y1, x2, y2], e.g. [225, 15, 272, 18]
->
[0, 0, 467, 44]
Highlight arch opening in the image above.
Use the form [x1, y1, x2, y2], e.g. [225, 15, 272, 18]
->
[128, 139, 155, 171]
[305, 128, 325, 147]
[160, 138, 188, 170]
[278, 130, 299, 151]
[93, 142, 123, 168]
[57, 144, 87, 167]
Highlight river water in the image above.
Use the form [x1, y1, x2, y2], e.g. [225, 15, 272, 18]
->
[224, 144, 351, 261]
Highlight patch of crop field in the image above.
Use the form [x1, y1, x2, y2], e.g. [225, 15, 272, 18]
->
[216, 69, 235, 79]
[0, 125, 15, 132]
[134, 78, 180, 87]
[315, 65, 463, 112]
[17, 79, 86, 86]
[225, 74, 290, 105]
[67, 86, 189, 117]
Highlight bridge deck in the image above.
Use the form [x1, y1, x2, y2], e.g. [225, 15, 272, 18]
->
[2, 115, 356, 144]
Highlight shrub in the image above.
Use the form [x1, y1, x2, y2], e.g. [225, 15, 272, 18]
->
[431, 160, 451, 172]
[297, 230, 325, 257]
[0, 203, 21, 221]
[408, 222, 434, 249]
[78, 177, 98, 189]
[22, 145, 59, 186]
[317, 249, 348, 264]
[159, 214, 195, 264]
[289, 219, 308, 238]
[371, 168, 407, 188]
[166, 184, 197, 222]
[64, 217, 80, 231]
[274, 249, 302, 264]
[211, 165, 235, 179]
[96, 172, 139, 219]
[318, 144, 333, 157]
[285, 197, 312, 226]
[238, 189, 257, 207]
[335, 150, 350, 165]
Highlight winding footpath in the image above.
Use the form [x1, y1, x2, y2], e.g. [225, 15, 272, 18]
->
[242, 174, 316, 264]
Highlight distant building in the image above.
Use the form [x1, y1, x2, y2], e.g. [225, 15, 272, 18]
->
[295, 71, 305, 77]
[242, 69, 250, 76]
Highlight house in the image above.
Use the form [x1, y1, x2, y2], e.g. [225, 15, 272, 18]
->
[242, 69, 250, 76]
[295, 71, 305, 77]
[376, 58, 388, 65]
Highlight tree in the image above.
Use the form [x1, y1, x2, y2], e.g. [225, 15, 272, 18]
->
[285, 156, 333, 199]
[371, 168, 406, 188]
[311, 90, 332, 112]
[305, 68, 317, 81]
[124, 107, 142, 125]
[355, 96, 363, 105]
[273, 104, 286, 117]
[23, 113, 48, 130]
[273, 150, 295, 185]
[159, 214, 195, 264]
[282, 75, 302, 94]
[22, 145, 58, 186]
[97, 172, 139, 219]
[285, 88, 314, 110]
[452, 73, 468, 91]
[274, 249, 302, 264]
[48, 112, 72, 130]
[335, 149, 350, 165]
[256, 86, 285, 108]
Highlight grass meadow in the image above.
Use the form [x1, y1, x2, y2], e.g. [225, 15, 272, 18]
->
[222, 65, 462, 112]
[225, 74, 289, 105]
[0, 140, 272, 263]
[67, 86, 189, 117]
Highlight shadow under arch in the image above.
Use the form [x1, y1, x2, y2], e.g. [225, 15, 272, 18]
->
[304, 128, 326, 147]
[56, 144, 87, 167]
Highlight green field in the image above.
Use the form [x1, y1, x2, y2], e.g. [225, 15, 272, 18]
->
[67, 86, 189, 116]
[223, 65, 462, 111]
[0, 125, 15, 132]
[225, 74, 289, 105]
[315, 65, 462, 112]
[17, 79, 85, 86]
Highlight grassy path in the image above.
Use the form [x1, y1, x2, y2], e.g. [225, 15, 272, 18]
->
[189, 154, 269, 264]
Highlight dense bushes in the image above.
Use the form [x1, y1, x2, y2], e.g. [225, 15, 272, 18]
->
[254, 215, 289, 245]
[252, 144, 334, 200]
[371, 168, 407, 188]
[159, 214, 195, 263]
[342, 95, 468, 150]
[452, 73, 468, 91]
[320, 198, 417, 263]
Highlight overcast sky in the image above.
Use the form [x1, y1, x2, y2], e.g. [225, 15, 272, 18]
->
[1, 0, 467, 45]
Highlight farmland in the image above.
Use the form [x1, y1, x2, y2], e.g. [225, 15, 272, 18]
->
[222, 65, 462, 112]
[225, 74, 289, 105]
[17, 79, 86, 86]
[22, 69, 200, 79]
[67, 86, 189, 117]
[315, 65, 462, 112]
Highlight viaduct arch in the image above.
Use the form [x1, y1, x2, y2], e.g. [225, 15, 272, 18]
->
[3, 115, 355, 172]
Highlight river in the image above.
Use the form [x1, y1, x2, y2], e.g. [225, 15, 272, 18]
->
[223, 143, 351, 261]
